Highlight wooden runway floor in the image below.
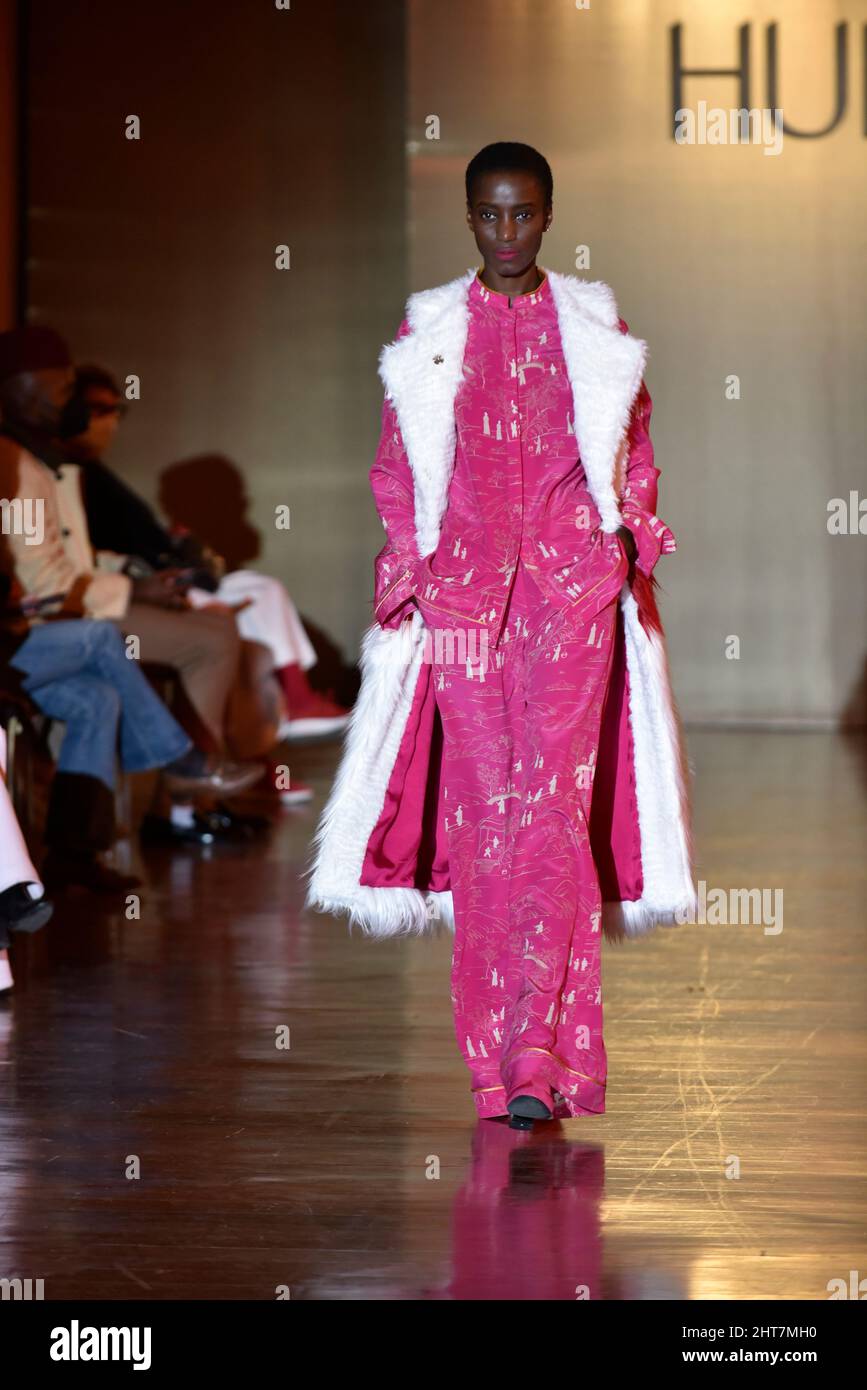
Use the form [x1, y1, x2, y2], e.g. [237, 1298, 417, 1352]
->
[2, 730, 865, 1300]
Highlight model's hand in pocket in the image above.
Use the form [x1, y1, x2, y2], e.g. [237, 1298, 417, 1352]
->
[615, 525, 637, 568]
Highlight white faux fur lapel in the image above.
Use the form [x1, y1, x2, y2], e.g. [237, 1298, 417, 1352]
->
[377, 266, 649, 555]
[547, 271, 648, 532]
[377, 267, 475, 558]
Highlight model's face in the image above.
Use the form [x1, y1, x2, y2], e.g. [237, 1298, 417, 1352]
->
[466, 170, 551, 279]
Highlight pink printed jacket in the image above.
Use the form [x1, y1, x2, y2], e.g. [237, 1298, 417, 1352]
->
[372, 278, 678, 644]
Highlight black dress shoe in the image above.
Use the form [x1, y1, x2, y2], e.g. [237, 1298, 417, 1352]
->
[140, 814, 217, 846]
[0, 882, 54, 935]
[195, 807, 268, 840]
[214, 803, 271, 834]
[507, 1094, 554, 1130]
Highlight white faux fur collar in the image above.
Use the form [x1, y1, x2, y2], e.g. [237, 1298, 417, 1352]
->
[378, 266, 648, 557]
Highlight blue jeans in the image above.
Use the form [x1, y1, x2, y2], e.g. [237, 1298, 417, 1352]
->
[10, 619, 192, 791]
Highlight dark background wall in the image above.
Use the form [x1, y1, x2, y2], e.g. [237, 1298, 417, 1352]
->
[0, 0, 17, 325]
[23, 0, 407, 663]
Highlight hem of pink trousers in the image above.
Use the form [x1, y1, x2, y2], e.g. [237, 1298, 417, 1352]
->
[472, 1061, 606, 1121]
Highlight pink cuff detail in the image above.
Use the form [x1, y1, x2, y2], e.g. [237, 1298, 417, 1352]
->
[620, 509, 677, 577]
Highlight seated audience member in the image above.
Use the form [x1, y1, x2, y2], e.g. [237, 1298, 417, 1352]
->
[59, 365, 350, 753]
[0, 326, 263, 891]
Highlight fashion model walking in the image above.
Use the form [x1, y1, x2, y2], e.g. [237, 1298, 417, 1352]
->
[306, 142, 695, 1128]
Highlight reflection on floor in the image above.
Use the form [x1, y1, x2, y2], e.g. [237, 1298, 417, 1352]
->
[1, 730, 865, 1300]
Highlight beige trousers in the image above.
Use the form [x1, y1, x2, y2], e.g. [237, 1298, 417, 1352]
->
[114, 602, 241, 752]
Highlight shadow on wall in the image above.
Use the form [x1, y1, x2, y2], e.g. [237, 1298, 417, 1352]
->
[157, 454, 361, 708]
[158, 454, 260, 572]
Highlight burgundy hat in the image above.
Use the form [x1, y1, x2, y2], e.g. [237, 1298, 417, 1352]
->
[0, 325, 72, 387]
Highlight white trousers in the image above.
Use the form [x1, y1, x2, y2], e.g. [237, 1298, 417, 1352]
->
[0, 728, 41, 894]
[187, 570, 317, 671]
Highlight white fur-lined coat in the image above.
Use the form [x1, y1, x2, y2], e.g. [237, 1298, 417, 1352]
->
[304, 267, 696, 941]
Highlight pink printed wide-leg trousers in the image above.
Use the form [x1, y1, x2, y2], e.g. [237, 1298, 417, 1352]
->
[428, 558, 618, 1121]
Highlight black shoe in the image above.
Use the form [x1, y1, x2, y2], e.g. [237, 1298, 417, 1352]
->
[215, 801, 271, 832]
[0, 882, 54, 935]
[140, 813, 218, 846]
[507, 1095, 553, 1130]
[198, 806, 270, 839]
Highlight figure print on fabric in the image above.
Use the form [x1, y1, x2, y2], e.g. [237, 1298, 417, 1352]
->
[432, 555, 618, 1120]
